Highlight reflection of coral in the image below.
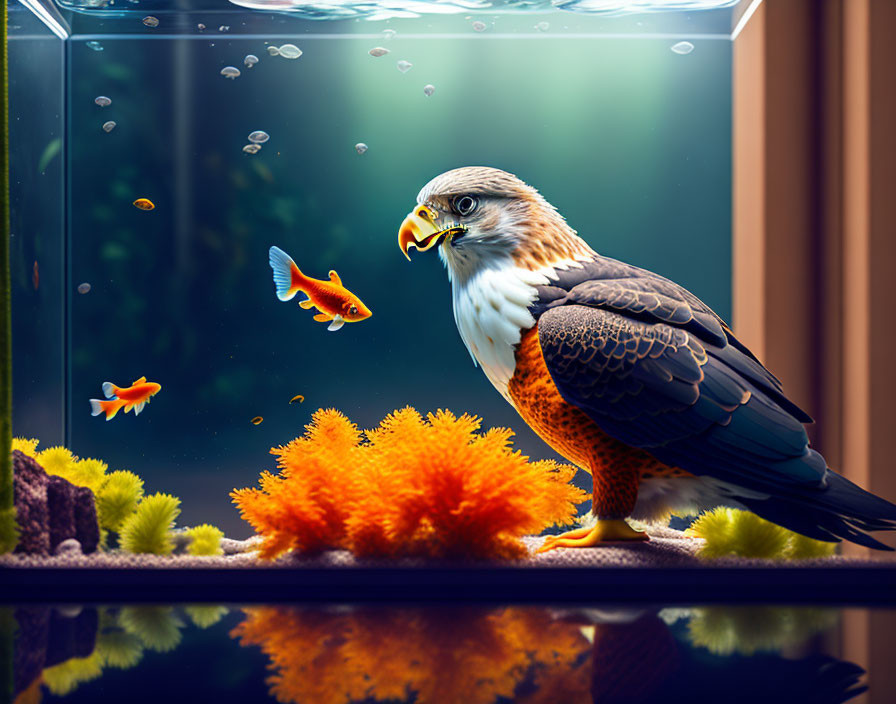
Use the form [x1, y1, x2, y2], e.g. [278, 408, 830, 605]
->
[232, 407, 586, 560]
[233, 606, 591, 704]
[689, 507, 837, 559]
[686, 607, 838, 656]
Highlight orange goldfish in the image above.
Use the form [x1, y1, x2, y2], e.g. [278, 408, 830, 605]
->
[268, 246, 372, 331]
[89, 376, 161, 421]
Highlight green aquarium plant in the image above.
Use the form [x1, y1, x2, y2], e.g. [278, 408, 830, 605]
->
[0, 0, 15, 555]
[184, 523, 224, 556]
[13, 437, 222, 555]
[688, 507, 837, 560]
[95, 470, 144, 532]
[118, 493, 181, 555]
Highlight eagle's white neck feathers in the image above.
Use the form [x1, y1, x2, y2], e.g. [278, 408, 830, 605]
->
[449, 256, 589, 402]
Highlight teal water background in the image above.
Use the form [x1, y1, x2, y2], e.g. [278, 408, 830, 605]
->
[13, 14, 731, 536]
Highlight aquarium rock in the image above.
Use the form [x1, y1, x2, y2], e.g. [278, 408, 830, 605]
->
[142, 16, 159, 28]
[355, 142, 368, 154]
[671, 41, 695, 55]
[397, 60, 412, 73]
[54, 538, 83, 556]
[94, 95, 111, 107]
[369, 47, 389, 57]
[11, 450, 99, 555]
[244, 54, 259, 67]
[219, 25, 230, 32]
[78, 282, 91, 294]
[221, 66, 241, 79]
[86, 40, 103, 51]
[197, 23, 206, 30]
[423, 84, 435, 97]
[12, 450, 50, 555]
[472, 20, 487, 31]
[248, 130, 269, 144]
[243, 143, 262, 154]
[535, 21, 550, 31]
[102, 120, 116, 133]
[47, 476, 100, 555]
[170, 528, 192, 554]
[277, 44, 303, 59]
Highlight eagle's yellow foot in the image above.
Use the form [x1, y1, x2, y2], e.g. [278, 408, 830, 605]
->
[537, 519, 648, 553]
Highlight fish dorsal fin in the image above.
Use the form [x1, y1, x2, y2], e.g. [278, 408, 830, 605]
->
[132, 376, 146, 386]
[328, 270, 342, 286]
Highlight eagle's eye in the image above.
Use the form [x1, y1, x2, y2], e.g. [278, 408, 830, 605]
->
[452, 195, 478, 217]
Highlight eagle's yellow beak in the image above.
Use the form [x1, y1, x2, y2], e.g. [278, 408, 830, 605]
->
[398, 204, 465, 261]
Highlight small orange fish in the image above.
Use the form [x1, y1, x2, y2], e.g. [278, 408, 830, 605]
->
[90, 376, 161, 421]
[251, 416, 263, 425]
[32, 261, 39, 290]
[268, 246, 372, 331]
[133, 198, 155, 211]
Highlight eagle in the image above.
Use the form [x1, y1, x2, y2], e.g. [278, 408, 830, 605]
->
[398, 166, 896, 551]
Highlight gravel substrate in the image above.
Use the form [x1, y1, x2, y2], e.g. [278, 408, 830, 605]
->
[1, 529, 893, 570]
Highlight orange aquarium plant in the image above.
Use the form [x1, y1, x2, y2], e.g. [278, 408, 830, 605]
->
[231, 407, 587, 560]
[232, 606, 592, 704]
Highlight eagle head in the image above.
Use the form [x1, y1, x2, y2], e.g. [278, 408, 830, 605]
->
[398, 166, 592, 282]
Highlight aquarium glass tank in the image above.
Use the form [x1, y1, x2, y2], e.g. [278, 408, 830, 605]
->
[10, 0, 738, 537]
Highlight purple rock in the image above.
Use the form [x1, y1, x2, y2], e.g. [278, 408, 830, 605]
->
[12, 449, 100, 555]
[73, 486, 99, 554]
[12, 450, 50, 555]
[47, 476, 76, 551]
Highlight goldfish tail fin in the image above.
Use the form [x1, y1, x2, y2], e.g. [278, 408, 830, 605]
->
[101, 381, 117, 399]
[269, 246, 303, 302]
[90, 398, 123, 421]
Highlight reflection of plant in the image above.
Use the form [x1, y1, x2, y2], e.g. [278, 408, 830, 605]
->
[118, 606, 184, 653]
[233, 606, 591, 704]
[184, 605, 228, 630]
[685, 607, 838, 656]
[688, 507, 837, 559]
[42, 652, 104, 696]
[233, 408, 586, 560]
[36, 605, 230, 697]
